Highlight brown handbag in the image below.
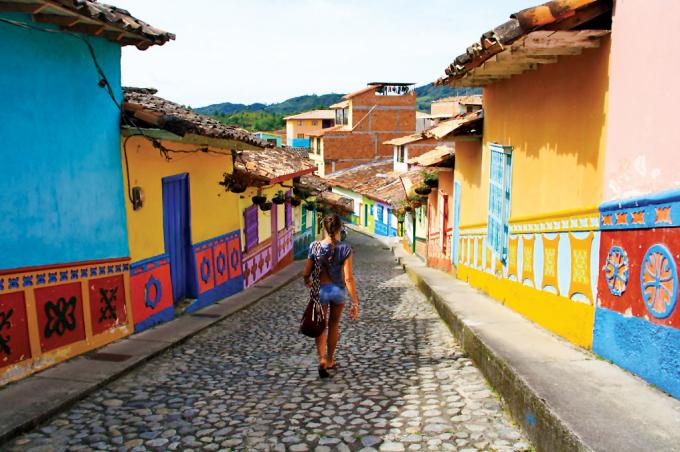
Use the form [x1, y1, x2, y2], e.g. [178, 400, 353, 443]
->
[299, 241, 326, 337]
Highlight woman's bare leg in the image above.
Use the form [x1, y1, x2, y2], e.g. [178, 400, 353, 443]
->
[327, 303, 345, 368]
[315, 305, 330, 367]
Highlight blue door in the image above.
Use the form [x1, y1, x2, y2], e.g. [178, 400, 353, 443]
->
[452, 181, 462, 266]
[162, 174, 194, 303]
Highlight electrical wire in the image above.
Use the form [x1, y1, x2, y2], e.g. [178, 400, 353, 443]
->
[1, 16, 237, 203]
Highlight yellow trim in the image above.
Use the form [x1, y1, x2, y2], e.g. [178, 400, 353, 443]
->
[458, 264, 594, 347]
[460, 222, 487, 231]
[507, 236, 519, 280]
[509, 206, 599, 224]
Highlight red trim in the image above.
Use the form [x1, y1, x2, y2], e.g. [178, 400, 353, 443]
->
[0, 257, 131, 276]
[268, 167, 316, 185]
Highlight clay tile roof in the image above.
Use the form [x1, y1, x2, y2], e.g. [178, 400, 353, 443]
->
[435, 0, 612, 87]
[384, 111, 483, 146]
[284, 110, 335, 121]
[0, 0, 175, 49]
[329, 100, 349, 109]
[432, 95, 483, 105]
[236, 147, 316, 184]
[307, 125, 349, 137]
[408, 145, 455, 166]
[383, 133, 426, 146]
[122, 88, 270, 148]
[327, 160, 400, 203]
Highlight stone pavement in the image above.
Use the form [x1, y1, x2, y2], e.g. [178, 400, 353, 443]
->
[3, 232, 529, 452]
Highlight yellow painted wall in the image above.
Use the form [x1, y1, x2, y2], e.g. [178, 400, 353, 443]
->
[286, 118, 328, 143]
[450, 38, 610, 349]
[121, 136, 241, 262]
[484, 37, 610, 218]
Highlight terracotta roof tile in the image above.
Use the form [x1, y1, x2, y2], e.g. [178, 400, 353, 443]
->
[236, 147, 316, 184]
[122, 88, 269, 148]
[0, 0, 175, 49]
[284, 110, 335, 121]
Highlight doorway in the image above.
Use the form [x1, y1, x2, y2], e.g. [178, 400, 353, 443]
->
[162, 174, 194, 303]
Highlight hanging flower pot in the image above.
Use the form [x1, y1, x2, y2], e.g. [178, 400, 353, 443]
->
[304, 201, 317, 211]
[423, 171, 439, 188]
[272, 190, 286, 205]
[290, 197, 302, 207]
[230, 183, 247, 194]
[405, 206, 413, 212]
[415, 185, 432, 196]
[252, 194, 267, 205]
[259, 201, 273, 212]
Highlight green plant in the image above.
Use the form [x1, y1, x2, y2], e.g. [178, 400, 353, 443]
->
[304, 200, 317, 211]
[421, 170, 439, 188]
[251, 194, 267, 205]
[259, 201, 273, 211]
[272, 190, 286, 205]
[415, 185, 432, 196]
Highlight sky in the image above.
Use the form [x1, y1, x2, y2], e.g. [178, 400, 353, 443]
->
[114, 0, 531, 108]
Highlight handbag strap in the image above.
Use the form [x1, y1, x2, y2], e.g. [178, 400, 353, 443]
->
[309, 241, 322, 304]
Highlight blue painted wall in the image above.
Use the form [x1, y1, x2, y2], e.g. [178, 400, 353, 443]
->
[291, 138, 310, 148]
[593, 307, 680, 398]
[0, 14, 129, 270]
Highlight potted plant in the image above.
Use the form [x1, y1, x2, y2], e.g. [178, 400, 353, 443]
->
[415, 184, 432, 196]
[304, 200, 317, 211]
[290, 197, 302, 207]
[405, 205, 413, 212]
[422, 170, 439, 188]
[251, 192, 267, 205]
[259, 201, 273, 212]
[272, 190, 286, 205]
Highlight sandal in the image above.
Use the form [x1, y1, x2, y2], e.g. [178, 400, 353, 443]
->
[318, 365, 330, 379]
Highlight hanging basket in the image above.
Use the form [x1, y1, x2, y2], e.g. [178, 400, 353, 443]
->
[304, 202, 317, 211]
[405, 206, 413, 212]
[290, 198, 302, 207]
[259, 201, 273, 212]
[415, 185, 432, 196]
[230, 184, 247, 194]
[424, 177, 439, 188]
[272, 196, 285, 205]
[252, 195, 267, 205]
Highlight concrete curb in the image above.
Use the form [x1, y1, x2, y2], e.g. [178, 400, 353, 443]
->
[0, 261, 305, 445]
[391, 245, 680, 452]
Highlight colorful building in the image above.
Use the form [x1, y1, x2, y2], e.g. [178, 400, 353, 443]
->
[591, 0, 680, 398]
[284, 110, 335, 148]
[121, 89, 316, 331]
[255, 130, 285, 147]
[436, 0, 612, 349]
[308, 82, 416, 176]
[0, 1, 173, 384]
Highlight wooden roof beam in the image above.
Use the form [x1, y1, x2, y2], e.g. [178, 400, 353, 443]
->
[0, 2, 48, 13]
[33, 12, 80, 27]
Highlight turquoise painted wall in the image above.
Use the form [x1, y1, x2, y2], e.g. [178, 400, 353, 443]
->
[0, 14, 129, 270]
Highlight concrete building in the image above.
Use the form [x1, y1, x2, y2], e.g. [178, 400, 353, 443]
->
[284, 110, 334, 148]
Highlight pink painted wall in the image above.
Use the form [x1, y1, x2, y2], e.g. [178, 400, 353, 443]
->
[603, 1, 680, 201]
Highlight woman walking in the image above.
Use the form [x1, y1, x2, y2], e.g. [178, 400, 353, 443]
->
[303, 214, 360, 378]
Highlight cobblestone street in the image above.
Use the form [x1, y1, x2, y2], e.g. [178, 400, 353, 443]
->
[5, 233, 529, 452]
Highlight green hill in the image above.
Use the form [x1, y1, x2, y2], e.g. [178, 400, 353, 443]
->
[197, 84, 481, 132]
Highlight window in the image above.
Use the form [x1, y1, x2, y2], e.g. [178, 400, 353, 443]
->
[487, 144, 513, 262]
[312, 121, 318, 126]
[243, 205, 259, 252]
[342, 108, 349, 125]
[298, 121, 303, 126]
[396, 146, 406, 163]
[377, 205, 384, 223]
[335, 109, 343, 126]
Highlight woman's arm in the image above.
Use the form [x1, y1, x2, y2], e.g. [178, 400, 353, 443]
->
[343, 255, 360, 320]
[303, 258, 314, 288]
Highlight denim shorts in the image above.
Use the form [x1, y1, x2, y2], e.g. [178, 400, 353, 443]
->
[319, 283, 347, 305]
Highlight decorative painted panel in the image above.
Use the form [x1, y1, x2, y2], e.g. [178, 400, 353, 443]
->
[35, 282, 86, 353]
[244, 205, 259, 252]
[568, 232, 593, 302]
[186, 230, 245, 313]
[243, 240, 274, 287]
[277, 227, 294, 263]
[507, 236, 519, 280]
[0, 292, 31, 368]
[88, 275, 127, 336]
[521, 236, 535, 286]
[542, 235, 560, 291]
[294, 228, 314, 260]
[130, 255, 174, 332]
